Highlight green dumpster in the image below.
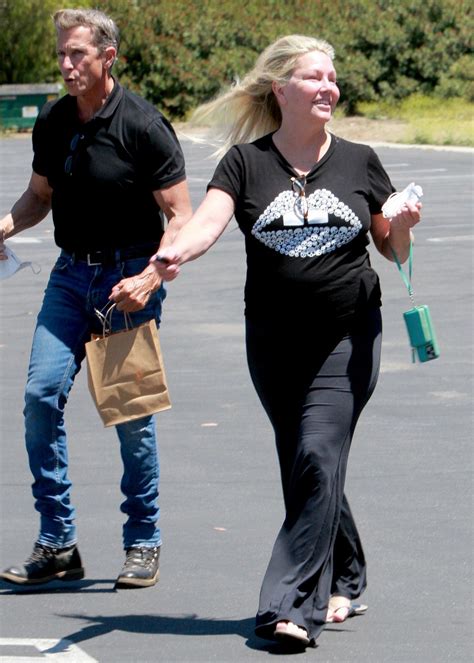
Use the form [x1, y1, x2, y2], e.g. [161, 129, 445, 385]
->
[0, 83, 62, 130]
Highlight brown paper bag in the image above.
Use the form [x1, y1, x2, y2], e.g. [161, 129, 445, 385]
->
[85, 317, 171, 427]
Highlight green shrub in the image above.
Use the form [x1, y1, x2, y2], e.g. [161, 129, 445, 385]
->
[104, 0, 474, 118]
[1, 0, 473, 122]
[435, 55, 474, 102]
[357, 94, 474, 147]
[0, 0, 91, 85]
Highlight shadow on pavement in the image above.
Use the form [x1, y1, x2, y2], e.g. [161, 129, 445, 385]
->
[0, 577, 116, 594]
[36, 613, 315, 656]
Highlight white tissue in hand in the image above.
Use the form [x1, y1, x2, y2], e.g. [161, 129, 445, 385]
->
[382, 182, 423, 219]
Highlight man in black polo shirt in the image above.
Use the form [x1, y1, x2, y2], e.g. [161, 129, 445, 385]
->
[0, 8, 192, 588]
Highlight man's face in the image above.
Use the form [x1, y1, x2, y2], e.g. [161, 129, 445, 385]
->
[56, 25, 111, 98]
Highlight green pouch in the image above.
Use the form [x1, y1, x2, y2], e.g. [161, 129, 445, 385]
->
[391, 242, 440, 363]
[403, 305, 440, 362]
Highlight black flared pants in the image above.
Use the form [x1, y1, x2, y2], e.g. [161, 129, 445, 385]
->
[246, 307, 382, 642]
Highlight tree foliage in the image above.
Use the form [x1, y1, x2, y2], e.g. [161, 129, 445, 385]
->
[0, 0, 472, 117]
[0, 0, 90, 85]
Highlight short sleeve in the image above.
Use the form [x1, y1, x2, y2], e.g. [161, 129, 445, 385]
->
[142, 116, 186, 191]
[207, 146, 244, 202]
[367, 148, 396, 214]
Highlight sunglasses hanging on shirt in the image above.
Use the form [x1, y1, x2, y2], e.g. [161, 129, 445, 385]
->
[291, 175, 309, 221]
[64, 132, 85, 176]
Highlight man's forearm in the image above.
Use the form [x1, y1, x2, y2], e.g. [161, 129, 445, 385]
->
[129, 212, 191, 295]
[159, 210, 193, 249]
[1, 188, 51, 239]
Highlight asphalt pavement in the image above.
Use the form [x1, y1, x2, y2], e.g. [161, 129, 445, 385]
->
[0, 132, 472, 663]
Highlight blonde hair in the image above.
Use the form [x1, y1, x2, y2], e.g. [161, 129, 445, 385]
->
[190, 35, 335, 154]
[53, 8, 120, 55]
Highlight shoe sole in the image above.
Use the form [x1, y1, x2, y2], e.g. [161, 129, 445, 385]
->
[273, 632, 310, 649]
[273, 624, 310, 648]
[0, 568, 85, 585]
[114, 569, 160, 589]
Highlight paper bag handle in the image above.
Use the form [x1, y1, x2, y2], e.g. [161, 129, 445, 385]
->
[94, 303, 133, 337]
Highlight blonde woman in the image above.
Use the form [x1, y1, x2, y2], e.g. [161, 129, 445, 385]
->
[150, 35, 421, 648]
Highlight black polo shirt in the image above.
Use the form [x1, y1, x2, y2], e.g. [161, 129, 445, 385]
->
[32, 81, 186, 252]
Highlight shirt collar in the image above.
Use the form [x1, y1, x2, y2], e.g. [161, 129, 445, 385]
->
[93, 78, 123, 120]
[67, 79, 124, 125]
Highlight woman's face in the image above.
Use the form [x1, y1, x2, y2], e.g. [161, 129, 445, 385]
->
[274, 50, 340, 124]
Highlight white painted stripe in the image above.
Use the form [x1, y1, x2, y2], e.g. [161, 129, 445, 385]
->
[385, 167, 447, 174]
[429, 390, 469, 401]
[0, 638, 97, 662]
[368, 142, 473, 153]
[410, 173, 472, 180]
[379, 362, 414, 373]
[427, 223, 471, 229]
[8, 238, 42, 244]
[398, 168, 447, 173]
[427, 235, 473, 243]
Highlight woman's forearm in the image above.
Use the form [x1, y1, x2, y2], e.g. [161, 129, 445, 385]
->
[156, 188, 235, 266]
[384, 224, 413, 263]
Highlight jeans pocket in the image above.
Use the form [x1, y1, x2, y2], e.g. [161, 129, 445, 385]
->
[119, 257, 149, 280]
[115, 258, 166, 328]
[52, 253, 73, 272]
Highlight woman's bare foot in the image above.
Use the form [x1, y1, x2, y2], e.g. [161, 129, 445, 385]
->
[274, 620, 310, 645]
[326, 595, 351, 622]
[326, 595, 368, 623]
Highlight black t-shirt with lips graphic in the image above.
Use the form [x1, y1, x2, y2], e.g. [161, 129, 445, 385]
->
[208, 133, 395, 326]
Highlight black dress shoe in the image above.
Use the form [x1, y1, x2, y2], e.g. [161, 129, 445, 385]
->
[0, 543, 84, 585]
[115, 546, 160, 589]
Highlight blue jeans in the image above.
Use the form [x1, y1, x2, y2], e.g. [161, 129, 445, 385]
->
[24, 251, 165, 550]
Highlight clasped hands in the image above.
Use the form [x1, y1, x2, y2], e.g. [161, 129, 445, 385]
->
[148, 249, 182, 281]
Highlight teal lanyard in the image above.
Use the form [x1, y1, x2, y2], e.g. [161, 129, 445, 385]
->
[390, 241, 415, 305]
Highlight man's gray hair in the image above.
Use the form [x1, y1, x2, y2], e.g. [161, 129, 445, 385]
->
[53, 8, 120, 54]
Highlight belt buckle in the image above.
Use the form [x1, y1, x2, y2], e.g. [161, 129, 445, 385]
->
[87, 252, 102, 266]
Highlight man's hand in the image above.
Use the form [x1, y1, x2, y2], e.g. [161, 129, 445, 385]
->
[109, 268, 161, 312]
[0, 172, 52, 261]
[0, 227, 7, 260]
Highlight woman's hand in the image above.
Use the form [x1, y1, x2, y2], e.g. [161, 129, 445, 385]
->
[149, 248, 182, 281]
[389, 199, 422, 233]
[148, 188, 237, 282]
[370, 200, 422, 263]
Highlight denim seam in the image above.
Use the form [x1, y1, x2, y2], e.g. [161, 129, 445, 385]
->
[50, 321, 90, 516]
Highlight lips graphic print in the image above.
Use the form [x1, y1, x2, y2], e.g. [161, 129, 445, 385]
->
[251, 188, 362, 258]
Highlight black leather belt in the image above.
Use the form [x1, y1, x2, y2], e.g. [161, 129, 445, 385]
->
[67, 244, 158, 266]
